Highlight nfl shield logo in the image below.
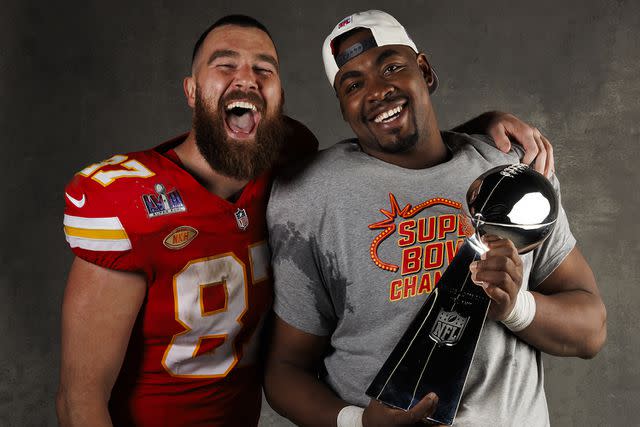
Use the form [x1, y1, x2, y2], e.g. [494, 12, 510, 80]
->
[429, 309, 469, 346]
[234, 208, 249, 231]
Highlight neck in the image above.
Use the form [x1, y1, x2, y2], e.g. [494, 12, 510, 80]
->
[412, 122, 448, 168]
[174, 131, 249, 200]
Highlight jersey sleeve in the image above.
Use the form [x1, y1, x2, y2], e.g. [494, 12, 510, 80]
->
[267, 177, 336, 336]
[63, 167, 139, 272]
[528, 173, 577, 288]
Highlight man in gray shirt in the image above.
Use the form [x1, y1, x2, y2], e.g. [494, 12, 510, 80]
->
[264, 10, 606, 427]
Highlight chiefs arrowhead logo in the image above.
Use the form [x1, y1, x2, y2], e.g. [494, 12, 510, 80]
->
[163, 226, 198, 250]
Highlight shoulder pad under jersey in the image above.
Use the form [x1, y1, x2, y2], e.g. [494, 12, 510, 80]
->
[62, 150, 162, 271]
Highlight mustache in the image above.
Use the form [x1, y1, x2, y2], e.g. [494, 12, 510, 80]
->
[363, 94, 408, 118]
[220, 90, 266, 113]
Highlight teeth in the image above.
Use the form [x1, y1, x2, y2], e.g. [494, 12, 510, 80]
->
[374, 105, 403, 123]
[226, 101, 257, 111]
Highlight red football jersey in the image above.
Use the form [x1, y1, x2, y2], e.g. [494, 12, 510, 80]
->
[63, 136, 272, 426]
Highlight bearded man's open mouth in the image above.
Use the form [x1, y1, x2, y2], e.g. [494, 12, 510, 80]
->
[224, 100, 263, 139]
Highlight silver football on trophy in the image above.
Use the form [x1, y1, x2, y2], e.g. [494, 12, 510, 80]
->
[466, 164, 558, 254]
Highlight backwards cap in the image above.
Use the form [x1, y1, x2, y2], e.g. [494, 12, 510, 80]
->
[322, 10, 438, 93]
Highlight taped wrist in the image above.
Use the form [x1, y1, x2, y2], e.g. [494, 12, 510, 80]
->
[501, 290, 536, 332]
[337, 405, 364, 427]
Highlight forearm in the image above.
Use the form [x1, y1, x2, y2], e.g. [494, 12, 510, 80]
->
[515, 289, 607, 358]
[264, 360, 348, 427]
[56, 388, 112, 427]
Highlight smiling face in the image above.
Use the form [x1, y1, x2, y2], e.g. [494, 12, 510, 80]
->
[185, 24, 285, 179]
[334, 29, 441, 167]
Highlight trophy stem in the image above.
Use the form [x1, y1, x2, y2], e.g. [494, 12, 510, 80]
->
[374, 288, 442, 405]
[448, 233, 486, 313]
[366, 239, 491, 425]
[465, 232, 488, 256]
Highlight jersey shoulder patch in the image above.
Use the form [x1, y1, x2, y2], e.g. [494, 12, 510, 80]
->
[63, 149, 164, 257]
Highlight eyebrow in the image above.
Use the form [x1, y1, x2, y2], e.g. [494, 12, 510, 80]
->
[207, 49, 238, 65]
[206, 50, 279, 70]
[375, 48, 403, 66]
[256, 53, 279, 70]
[337, 70, 363, 88]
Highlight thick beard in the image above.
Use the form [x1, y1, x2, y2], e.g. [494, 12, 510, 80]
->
[193, 87, 285, 180]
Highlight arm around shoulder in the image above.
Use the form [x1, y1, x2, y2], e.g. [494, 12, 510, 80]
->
[274, 115, 319, 171]
[451, 111, 554, 177]
[56, 257, 146, 427]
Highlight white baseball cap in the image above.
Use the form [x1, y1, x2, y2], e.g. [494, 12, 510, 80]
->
[322, 10, 438, 93]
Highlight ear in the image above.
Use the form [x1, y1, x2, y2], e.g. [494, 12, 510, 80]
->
[183, 76, 196, 109]
[416, 53, 436, 91]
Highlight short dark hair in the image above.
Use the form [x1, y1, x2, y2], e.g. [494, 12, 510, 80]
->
[191, 15, 274, 65]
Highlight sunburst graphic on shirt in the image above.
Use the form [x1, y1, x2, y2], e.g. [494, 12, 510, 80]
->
[368, 193, 474, 273]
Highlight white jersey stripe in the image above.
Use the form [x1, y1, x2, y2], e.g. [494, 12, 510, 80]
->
[63, 214, 131, 251]
[63, 214, 126, 231]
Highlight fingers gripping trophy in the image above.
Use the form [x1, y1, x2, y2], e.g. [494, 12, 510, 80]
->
[366, 164, 559, 426]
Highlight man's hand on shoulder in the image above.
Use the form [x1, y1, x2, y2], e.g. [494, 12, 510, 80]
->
[484, 112, 555, 178]
[452, 111, 555, 178]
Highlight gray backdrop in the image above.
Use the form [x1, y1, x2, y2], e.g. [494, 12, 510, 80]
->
[2, 0, 638, 426]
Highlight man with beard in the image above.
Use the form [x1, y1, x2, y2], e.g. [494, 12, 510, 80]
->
[57, 15, 293, 427]
[265, 10, 605, 427]
[57, 13, 555, 427]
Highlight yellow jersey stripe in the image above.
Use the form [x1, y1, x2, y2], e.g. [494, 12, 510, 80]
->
[64, 225, 129, 240]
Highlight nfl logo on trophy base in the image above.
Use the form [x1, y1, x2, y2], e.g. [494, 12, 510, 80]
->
[430, 309, 468, 346]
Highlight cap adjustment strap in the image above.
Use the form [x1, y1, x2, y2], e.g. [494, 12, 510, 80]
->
[334, 36, 378, 67]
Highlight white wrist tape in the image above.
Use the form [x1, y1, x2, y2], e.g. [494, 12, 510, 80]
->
[501, 290, 536, 332]
[337, 405, 364, 427]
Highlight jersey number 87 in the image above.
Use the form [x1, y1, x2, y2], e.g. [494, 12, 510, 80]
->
[162, 243, 269, 378]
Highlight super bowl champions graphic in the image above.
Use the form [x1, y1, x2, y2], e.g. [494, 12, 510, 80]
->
[368, 193, 474, 302]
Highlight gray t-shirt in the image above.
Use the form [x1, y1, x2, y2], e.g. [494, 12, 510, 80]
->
[267, 132, 576, 426]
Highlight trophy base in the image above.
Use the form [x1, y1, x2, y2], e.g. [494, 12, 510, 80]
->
[366, 240, 490, 426]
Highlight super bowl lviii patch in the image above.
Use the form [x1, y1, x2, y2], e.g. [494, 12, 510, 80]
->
[143, 183, 186, 218]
